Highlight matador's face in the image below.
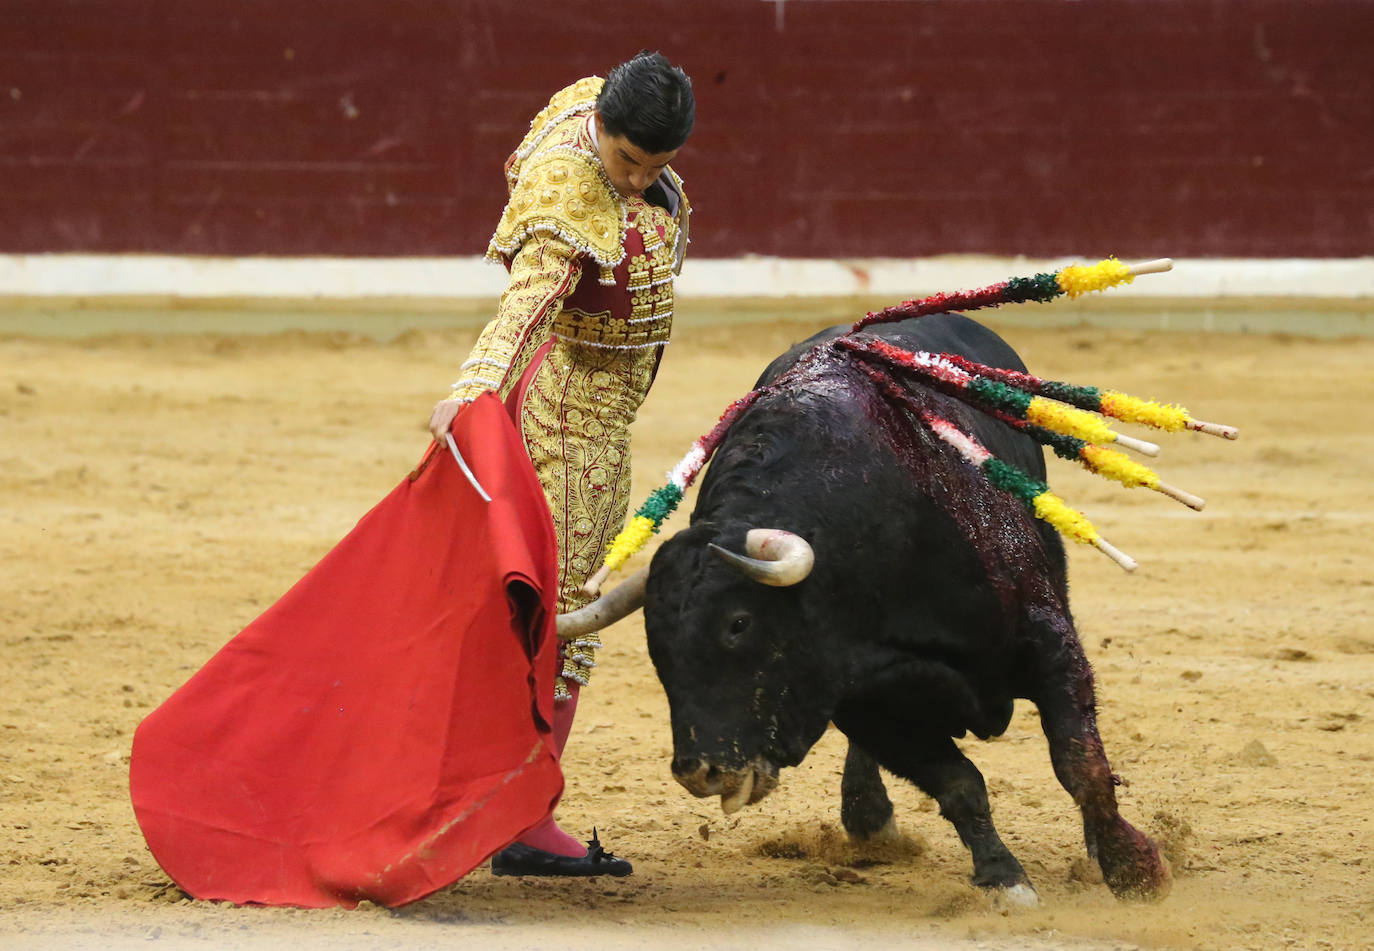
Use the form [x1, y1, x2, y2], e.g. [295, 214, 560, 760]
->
[594, 113, 678, 199]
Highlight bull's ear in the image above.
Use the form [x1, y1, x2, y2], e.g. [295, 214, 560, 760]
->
[709, 529, 814, 587]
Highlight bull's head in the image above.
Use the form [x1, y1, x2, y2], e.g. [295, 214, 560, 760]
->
[641, 522, 840, 815]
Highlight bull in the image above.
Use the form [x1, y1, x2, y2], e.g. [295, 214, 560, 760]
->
[561, 313, 1170, 903]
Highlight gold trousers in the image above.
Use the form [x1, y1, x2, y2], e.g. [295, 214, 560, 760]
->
[516, 337, 660, 695]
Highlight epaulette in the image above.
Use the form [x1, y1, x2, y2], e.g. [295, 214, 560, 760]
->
[506, 76, 605, 190]
[487, 147, 626, 283]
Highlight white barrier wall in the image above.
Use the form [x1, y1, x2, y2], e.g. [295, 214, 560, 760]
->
[2, 255, 1371, 300]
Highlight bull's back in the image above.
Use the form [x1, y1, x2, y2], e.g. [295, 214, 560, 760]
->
[757, 314, 1043, 480]
[756, 314, 1027, 388]
[734, 312, 1064, 716]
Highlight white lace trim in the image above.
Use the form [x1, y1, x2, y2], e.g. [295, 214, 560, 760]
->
[627, 310, 672, 325]
[488, 221, 626, 270]
[460, 357, 510, 372]
[451, 375, 503, 390]
[514, 96, 598, 165]
[552, 334, 671, 351]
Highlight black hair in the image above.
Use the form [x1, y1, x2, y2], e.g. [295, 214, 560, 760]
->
[596, 51, 695, 154]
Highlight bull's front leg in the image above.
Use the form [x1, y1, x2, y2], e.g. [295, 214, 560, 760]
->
[1026, 610, 1171, 900]
[836, 709, 1035, 901]
[840, 742, 896, 842]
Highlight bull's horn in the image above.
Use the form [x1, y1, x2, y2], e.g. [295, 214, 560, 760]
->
[555, 567, 648, 641]
[709, 528, 815, 587]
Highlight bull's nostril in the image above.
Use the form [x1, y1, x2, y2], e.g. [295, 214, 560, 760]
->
[705, 765, 721, 783]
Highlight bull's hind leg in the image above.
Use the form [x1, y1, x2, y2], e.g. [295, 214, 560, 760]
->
[1026, 610, 1170, 900]
[840, 742, 896, 842]
[838, 714, 1033, 897]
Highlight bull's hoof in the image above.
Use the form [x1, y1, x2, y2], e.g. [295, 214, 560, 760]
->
[989, 882, 1041, 911]
[1105, 853, 1172, 902]
[1098, 820, 1173, 901]
[847, 815, 903, 846]
[720, 769, 756, 815]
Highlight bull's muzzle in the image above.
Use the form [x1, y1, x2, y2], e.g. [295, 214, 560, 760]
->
[671, 754, 780, 815]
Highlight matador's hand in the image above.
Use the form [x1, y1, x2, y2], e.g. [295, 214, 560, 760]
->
[428, 398, 472, 443]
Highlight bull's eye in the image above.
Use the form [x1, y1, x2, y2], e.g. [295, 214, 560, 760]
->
[722, 612, 752, 647]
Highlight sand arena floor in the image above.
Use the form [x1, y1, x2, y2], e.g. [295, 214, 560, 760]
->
[1, 300, 1371, 950]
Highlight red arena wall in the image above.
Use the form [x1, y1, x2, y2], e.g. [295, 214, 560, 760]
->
[1, 0, 1370, 259]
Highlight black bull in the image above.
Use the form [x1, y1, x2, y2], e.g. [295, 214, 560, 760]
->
[641, 314, 1170, 902]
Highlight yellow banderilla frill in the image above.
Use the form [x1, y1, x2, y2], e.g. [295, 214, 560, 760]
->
[1055, 258, 1134, 298]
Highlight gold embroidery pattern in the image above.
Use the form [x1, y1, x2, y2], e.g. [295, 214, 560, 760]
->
[628, 207, 677, 332]
[488, 77, 691, 288]
[550, 207, 678, 350]
[507, 77, 605, 188]
[450, 237, 578, 403]
[553, 306, 672, 349]
[519, 339, 660, 697]
[488, 149, 626, 270]
[627, 233, 676, 328]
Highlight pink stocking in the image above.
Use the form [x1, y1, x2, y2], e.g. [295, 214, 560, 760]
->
[513, 685, 585, 856]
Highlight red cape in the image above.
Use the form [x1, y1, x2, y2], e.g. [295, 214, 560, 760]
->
[129, 394, 563, 908]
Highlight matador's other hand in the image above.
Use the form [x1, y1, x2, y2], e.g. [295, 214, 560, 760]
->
[428, 398, 471, 443]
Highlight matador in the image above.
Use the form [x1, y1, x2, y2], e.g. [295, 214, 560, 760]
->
[428, 52, 695, 877]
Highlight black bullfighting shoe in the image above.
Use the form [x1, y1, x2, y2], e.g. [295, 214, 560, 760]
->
[490, 829, 632, 878]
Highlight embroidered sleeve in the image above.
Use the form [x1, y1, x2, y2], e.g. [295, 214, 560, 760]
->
[447, 234, 581, 403]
